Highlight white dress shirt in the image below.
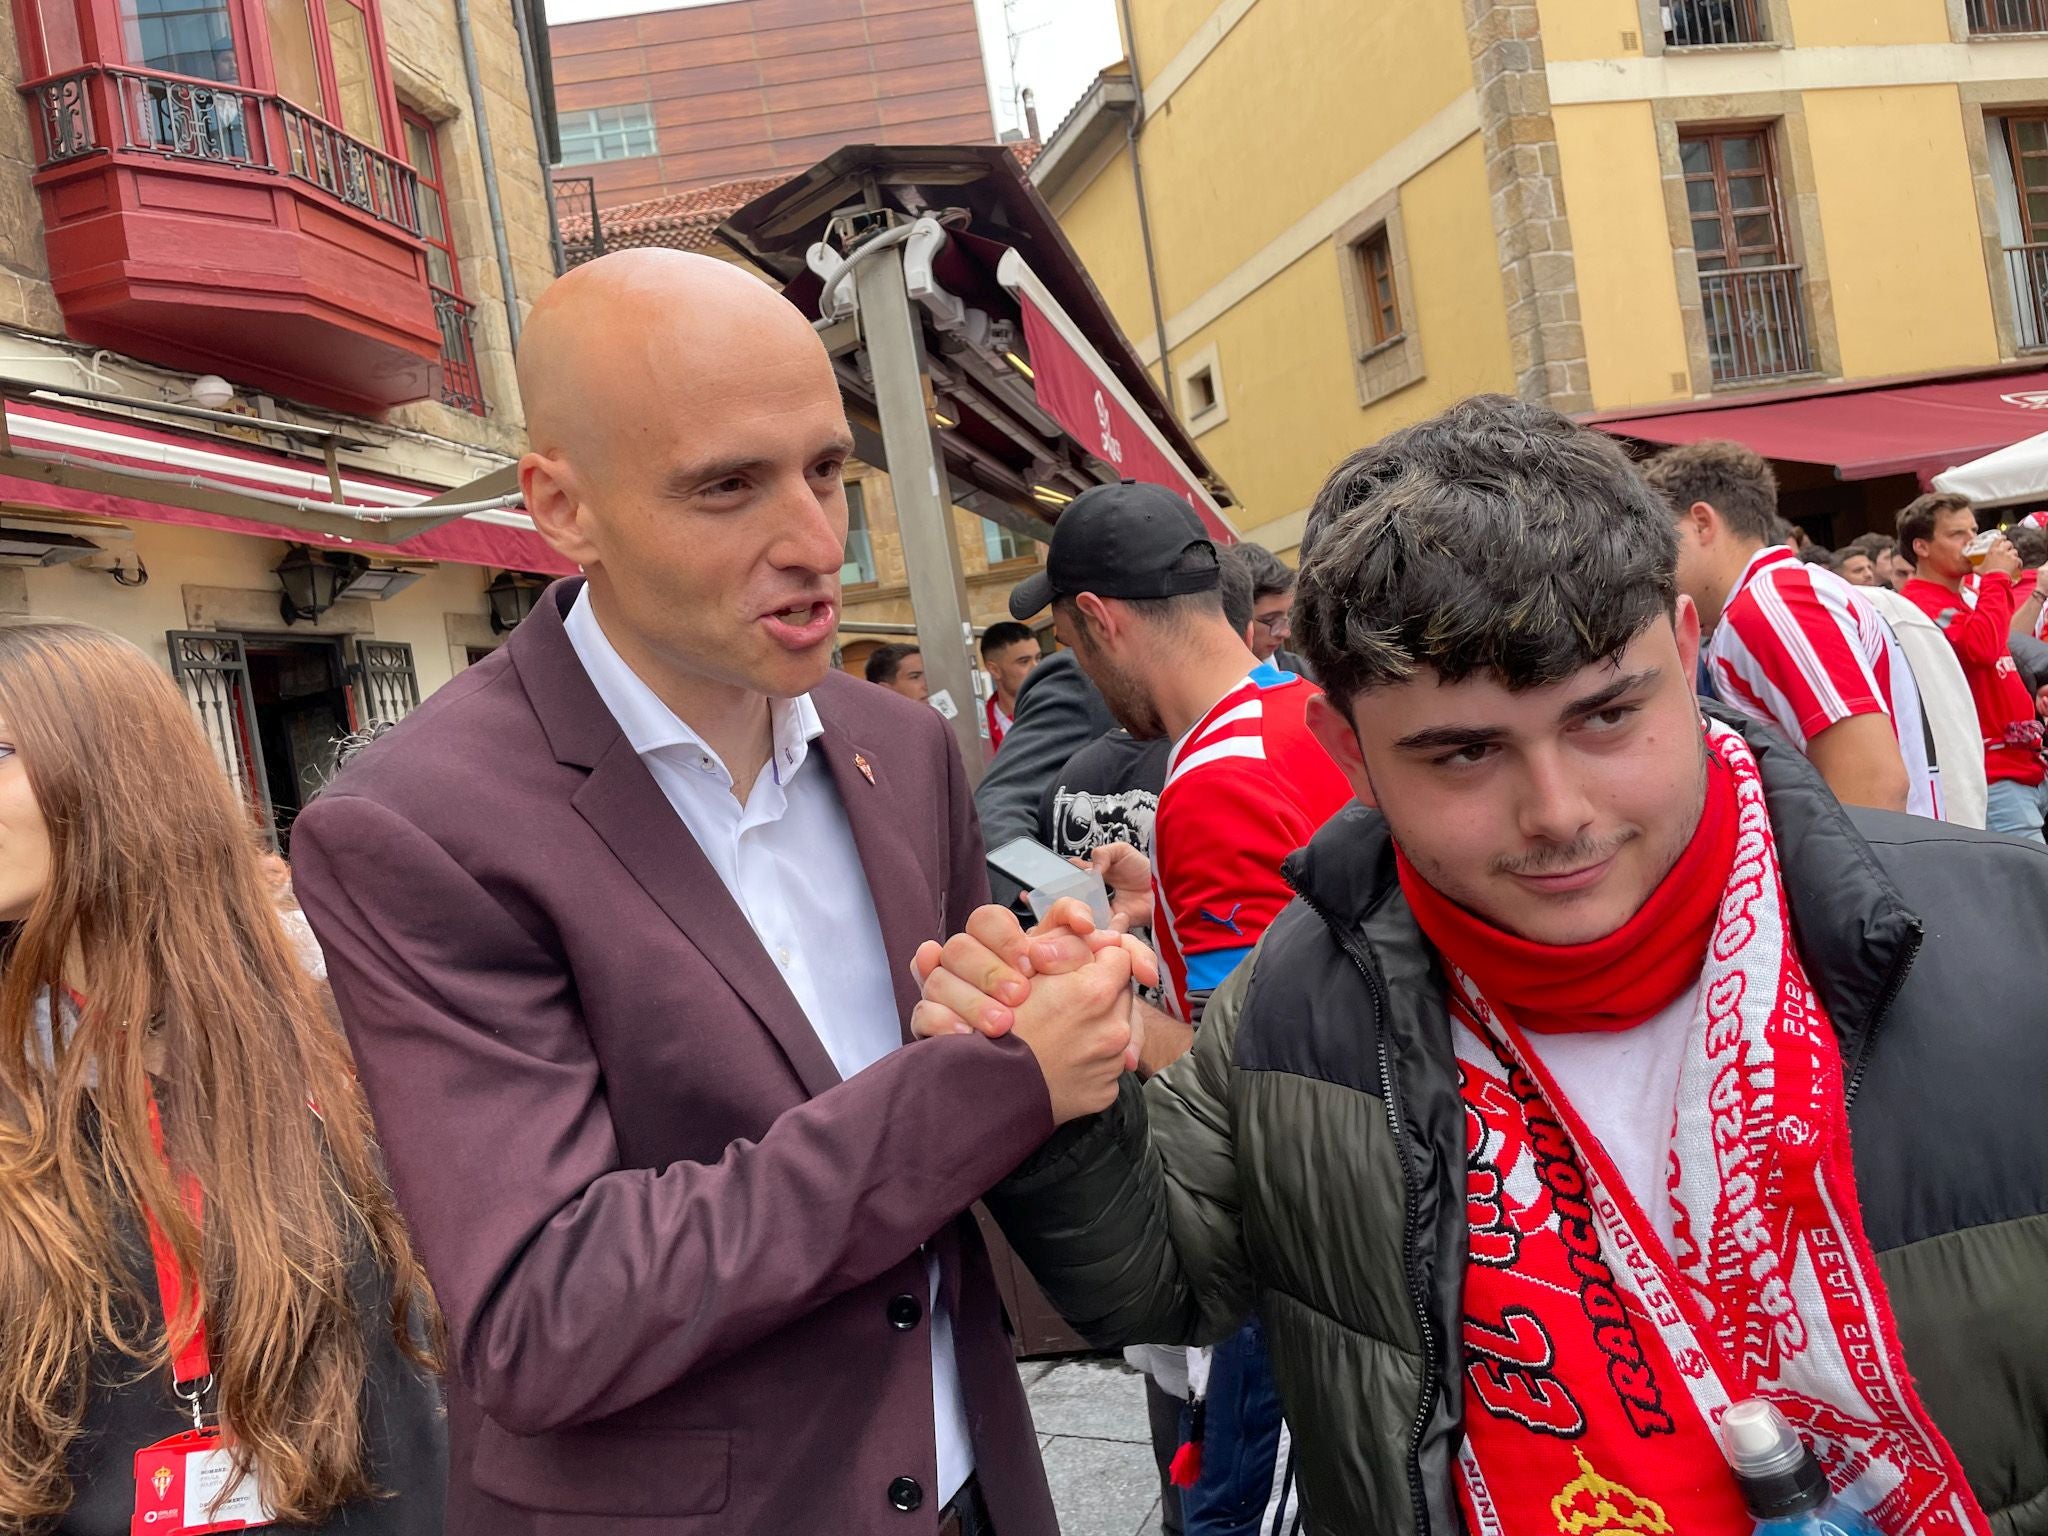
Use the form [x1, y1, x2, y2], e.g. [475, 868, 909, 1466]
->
[564, 589, 973, 1502]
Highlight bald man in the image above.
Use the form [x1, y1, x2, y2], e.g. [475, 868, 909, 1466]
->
[291, 252, 1114, 1535]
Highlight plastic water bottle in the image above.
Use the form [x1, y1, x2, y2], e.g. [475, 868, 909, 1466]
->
[1719, 1399, 1881, 1536]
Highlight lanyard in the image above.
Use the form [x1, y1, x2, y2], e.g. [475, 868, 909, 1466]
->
[143, 1095, 211, 1394]
[58, 992, 211, 1403]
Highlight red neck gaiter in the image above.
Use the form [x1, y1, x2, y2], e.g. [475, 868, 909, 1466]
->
[1395, 753, 1738, 1034]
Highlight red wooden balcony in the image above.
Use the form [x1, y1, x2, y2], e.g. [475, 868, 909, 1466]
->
[22, 64, 442, 413]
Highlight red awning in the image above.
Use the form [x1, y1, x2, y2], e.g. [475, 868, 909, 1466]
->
[996, 249, 1236, 541]
[1594, 369, 2048, 487]
[0, 400, 575, 574]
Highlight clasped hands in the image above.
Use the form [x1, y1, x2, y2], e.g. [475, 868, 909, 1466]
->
[911, 878, 1160, 1126]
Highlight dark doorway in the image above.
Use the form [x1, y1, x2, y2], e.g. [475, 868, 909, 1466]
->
[239, 634, 353, 849]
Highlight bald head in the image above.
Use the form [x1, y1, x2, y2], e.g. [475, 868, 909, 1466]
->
[518, 249, 835, 467]
[515, 248, 856, 717]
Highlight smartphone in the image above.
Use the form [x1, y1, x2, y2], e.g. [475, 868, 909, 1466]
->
[987, 835, 1114, 929]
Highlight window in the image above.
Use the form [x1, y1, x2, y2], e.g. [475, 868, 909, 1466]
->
[120, 0, 238, 80]
[558, 105, 658, 166]
[1358, 229, 1401, 348]
[981, 517, 1034, 567]
[1662, 0, 1766, 46]
[1992, 116, 2048, 346]
[265, 0, 323, 111]
[1680, 127, 1812, 383]
[402, 109, 458, 293]
[323, 0, 383, 148]
[842, 480, 876, 586]
[1337, 198, 1425, 408]
[1185, 365, 1218, 417]
[1968, 0, 2048, 34]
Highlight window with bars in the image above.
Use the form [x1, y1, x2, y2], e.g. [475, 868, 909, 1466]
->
[557, 104, 658, 166]
[1357, 228, 1402, 350]
[399, 109, 484, 412]
[1680, 126, 1812, 383]
[1993, 115, 2048, 347]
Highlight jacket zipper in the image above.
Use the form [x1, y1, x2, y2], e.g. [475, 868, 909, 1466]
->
[1843, 921, 1922, 1108]
[1293, 883, 1439, 1536]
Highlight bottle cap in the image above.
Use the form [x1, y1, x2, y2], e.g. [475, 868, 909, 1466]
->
[1719, 1399, 1829, 1518]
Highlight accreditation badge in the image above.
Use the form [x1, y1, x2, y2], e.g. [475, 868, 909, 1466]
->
[132, 1428, 276, 1535]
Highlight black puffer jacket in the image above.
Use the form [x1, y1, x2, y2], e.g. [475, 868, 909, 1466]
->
[989, 719, 2048, 1536]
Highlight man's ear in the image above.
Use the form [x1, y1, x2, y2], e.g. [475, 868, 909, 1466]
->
[520, 452, 598, 569]
[1306, 691, 1377, 809]
[1685, 500, 1719, 546]
[1674, 593, 1702, 682]
[1074, 592, 1116, 644]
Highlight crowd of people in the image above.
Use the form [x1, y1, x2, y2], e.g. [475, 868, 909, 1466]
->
[0, 247, 2042, 1536]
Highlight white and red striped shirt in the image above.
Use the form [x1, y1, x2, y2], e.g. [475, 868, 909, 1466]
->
[1708, 545, 1941, 819]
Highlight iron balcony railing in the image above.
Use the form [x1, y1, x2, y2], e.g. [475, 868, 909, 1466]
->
[431, 285, 486, 414]
[1698, 264, 1814, 385]
[552, 175, 604, 272]
[1662, 0, 1767, 45]
[1968, 0, 2048, 32]
[25, 65, 420, 238]
[2006, 243, 2048, 349]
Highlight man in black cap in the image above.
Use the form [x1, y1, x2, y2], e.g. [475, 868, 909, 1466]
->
[1008, 480, 1350, 1536]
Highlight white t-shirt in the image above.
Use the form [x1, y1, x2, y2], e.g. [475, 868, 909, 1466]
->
[1523, 980, 1699, 1248]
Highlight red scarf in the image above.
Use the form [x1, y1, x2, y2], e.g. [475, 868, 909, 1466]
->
[1395, 751, 1737, 1034]
[1438, 725, 1984, 1536]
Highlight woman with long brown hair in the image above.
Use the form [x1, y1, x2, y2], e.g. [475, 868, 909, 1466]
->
[0, 618, 443, 1533]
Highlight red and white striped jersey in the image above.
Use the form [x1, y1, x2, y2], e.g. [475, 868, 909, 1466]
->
[1150, 663, 1353, 1021]
[1708, 546, 1941, 819]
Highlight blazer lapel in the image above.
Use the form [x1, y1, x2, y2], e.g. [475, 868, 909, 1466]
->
[818, 718, 933, 1043]
[571, 733, 845, 1101]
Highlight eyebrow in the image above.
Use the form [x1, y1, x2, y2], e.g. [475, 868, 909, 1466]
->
[663, 435, 856, 495]
[1390, 667, 1662, 753]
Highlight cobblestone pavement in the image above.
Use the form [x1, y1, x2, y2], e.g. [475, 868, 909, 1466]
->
[1025, 1356, 1170, 1536]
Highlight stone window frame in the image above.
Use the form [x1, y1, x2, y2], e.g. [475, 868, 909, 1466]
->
[1632, 0, 1794, 55]
[1651, 92, 1841, 393]
[1943, 0, 2048, 41]
[1957, 82, 2048, 358]
[1174, 340, 1229, 437]
[1335, 192, 1426, 410]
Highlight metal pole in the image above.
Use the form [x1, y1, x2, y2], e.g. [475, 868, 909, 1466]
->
[851, 243, 987, 783]
[452, 0, 523, 350]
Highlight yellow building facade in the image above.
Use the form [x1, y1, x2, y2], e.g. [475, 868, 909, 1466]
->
[1035, 0, 2048, 549]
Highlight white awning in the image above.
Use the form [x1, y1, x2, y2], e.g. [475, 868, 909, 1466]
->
[1931, 428, 2048, 509]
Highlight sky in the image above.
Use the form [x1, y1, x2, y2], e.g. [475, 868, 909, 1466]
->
[970, 0, 1125, 142]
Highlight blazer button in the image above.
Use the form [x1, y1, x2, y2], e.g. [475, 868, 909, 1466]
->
[888, 1293, 924, 1330]
[888, 1475, 924, 1512]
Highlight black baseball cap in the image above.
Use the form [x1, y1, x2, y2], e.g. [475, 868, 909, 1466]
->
[1009, 480, 1219, 620]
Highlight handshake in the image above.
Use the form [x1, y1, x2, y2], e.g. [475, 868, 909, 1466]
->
[911, 872, 1164, 1126]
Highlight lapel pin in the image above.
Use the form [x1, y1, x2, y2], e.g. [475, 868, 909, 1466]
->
[854, 752, 875, 785]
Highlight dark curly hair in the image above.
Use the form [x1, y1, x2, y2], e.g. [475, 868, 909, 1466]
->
[1294, 395, 1679, 709]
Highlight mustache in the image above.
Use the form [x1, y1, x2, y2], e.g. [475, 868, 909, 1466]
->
[1492, 828, 1637, 878]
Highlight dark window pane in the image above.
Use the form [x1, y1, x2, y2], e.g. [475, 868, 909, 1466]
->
[1686, 179, 1721, 215]
[1680, 137, 1712, 175]
[2019, 118, 2048, 153]
[1734, 214, 1776, 251]
[1727, 174, 1771, 211]
[1721, 134, 1765, 172]
[1693, 217, 1725, 251]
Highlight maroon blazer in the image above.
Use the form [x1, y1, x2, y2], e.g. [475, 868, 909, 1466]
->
[291, 581, 1060, 1535]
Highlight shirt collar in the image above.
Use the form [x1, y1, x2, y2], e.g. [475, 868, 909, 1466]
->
[1728, 543, 1798, 606]
[563, 586, 823, 788]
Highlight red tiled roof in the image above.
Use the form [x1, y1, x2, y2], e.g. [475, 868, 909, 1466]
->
[555, 174, 792, 255]
[557, 143, 1040, 257]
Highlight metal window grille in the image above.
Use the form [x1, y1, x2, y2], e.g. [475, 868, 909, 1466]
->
[431, 286, 486, 413]
[1968, 0, 2048, 32]
[1698, 265, 1814, 383]
[355, 640, 420, 727]
[1662, 0, 1766, 44]
[166, 631, 276, 843]
[552, 175, 604, 272]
